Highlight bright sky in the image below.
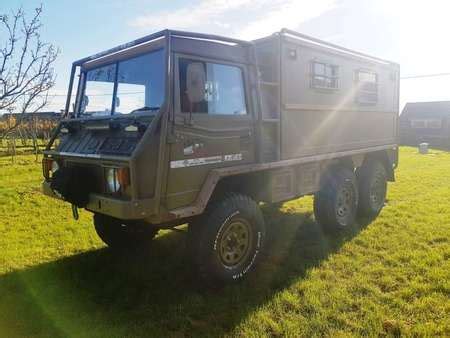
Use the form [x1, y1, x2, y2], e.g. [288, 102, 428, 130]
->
[4, 0, 450, 112]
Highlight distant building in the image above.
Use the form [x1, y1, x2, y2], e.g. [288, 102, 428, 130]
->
[400, 101, 450, 147]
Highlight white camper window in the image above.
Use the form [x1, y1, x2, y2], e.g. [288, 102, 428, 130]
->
[311, 61, 339, 90]
[356, 70, 378, 104]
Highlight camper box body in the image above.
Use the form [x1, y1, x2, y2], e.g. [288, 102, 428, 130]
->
[254, 31, 399, 163]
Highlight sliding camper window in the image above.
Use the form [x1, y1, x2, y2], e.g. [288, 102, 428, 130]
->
[178, 58, 247, 116]
[311, 61, 339, 90]
[355, 70, 378, 104]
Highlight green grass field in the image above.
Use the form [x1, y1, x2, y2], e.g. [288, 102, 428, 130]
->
[0, 147, 449, 337]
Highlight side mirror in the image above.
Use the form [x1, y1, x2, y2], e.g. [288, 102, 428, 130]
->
[186, 62, 206, 104]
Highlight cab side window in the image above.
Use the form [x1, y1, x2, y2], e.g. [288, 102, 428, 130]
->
[179, 58, 247, 115]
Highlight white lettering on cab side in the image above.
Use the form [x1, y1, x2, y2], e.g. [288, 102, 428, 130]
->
[170, 153, 243, 169]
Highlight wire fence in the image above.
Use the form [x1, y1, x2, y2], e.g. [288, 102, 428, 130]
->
[0, 116, 58, 161]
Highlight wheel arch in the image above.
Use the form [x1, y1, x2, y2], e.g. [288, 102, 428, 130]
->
[210, 171, 268, 203]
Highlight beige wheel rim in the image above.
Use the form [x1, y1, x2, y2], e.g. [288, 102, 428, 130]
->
[218, 218, 252, 268]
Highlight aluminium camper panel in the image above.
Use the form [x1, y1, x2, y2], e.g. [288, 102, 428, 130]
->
[279, 35, 399, 160]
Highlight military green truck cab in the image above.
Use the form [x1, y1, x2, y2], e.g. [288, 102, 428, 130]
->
[43, 29, 399, 283]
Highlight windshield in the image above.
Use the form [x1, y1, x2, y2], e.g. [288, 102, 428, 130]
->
[79, 48, 165, 116]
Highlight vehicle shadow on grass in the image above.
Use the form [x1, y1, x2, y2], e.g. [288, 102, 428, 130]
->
[0, 207, 373, 338]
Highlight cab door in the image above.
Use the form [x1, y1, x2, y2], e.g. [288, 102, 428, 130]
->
[165, 54, 255, 210]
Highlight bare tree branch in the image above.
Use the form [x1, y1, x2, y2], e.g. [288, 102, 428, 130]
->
[0, 5, 58, 139]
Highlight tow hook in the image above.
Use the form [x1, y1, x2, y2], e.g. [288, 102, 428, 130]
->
[71, 204, 79, 220]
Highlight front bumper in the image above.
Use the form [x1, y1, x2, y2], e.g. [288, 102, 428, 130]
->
[42, 180, 153, 220]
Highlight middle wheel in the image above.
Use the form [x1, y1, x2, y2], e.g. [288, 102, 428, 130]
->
[314, 167, 359, 232]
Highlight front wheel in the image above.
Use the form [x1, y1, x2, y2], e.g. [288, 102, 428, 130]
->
[93, 214, 158, 250]
[188, 193, 266, 283]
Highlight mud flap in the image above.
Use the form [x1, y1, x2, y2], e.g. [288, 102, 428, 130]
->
[72, 204, 79, 220]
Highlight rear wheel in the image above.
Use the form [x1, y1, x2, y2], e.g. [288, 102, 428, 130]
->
[357, 160, 387, 218]
[188, 193, 266, 283]
[93, 214, 158, 250]
[314, 167, 359, 232]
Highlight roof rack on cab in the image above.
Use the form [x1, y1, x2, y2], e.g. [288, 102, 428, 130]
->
[73, 29, 251, 67]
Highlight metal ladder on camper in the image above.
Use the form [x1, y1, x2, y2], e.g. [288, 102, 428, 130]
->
[253, 41, 282, 163]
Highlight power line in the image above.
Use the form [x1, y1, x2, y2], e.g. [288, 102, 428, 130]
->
[401, 72, 450, 79]
[39, 91, 145, 98]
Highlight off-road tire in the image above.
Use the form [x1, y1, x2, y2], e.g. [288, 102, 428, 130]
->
[357, 159, 387, 218]
[314, 167, 359, 232]
[188, 193, 265, 283]
[93, 214, 158, 250]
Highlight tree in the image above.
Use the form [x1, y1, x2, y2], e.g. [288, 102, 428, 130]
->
[0, 5, 59, 139]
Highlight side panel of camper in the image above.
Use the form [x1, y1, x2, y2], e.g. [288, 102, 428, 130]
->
[254, 34, 400, 161]
[279, 35, 399, 160]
